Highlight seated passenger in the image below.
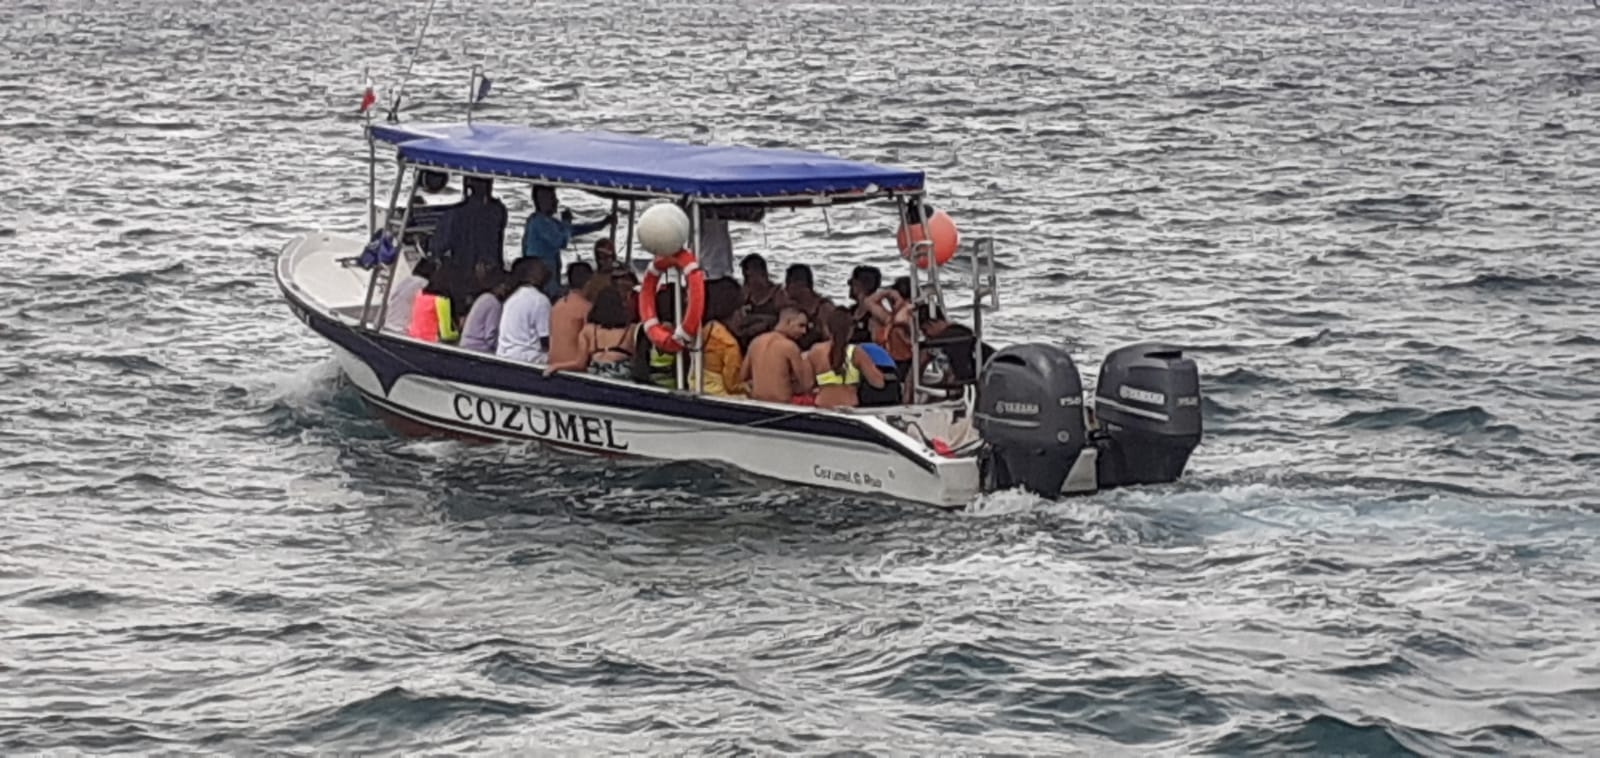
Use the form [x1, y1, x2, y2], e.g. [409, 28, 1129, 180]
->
[782, 263, 835, 351]
[700, 279, 746, 396]
[916, 304, 994, 386]
[740, 307, 815, 405]
[407, 263, 459, 343]
[385, 257, 436, 333]
[865, 276, 916, 388]
[846, 265, 883, 344]
[593, 238, 619, 275]
[495, 259, 553, 365]
[459, 265, 512, 353]
[854, 341, 903, 408]
[631, 288, 680, 389]
[615, 269, 642, 323]
[735, 253, 783, 348]
[805, 308, 886, 409]
[548, 262, 596, 367]
[547, 284, 637, 379]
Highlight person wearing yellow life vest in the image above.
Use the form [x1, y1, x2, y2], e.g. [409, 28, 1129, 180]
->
[406, 263, 460, 343]
[631, 287, 679, 388]
[803, 308, 886, 409]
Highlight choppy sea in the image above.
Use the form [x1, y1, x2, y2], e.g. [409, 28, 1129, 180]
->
[3, 0, 1599, 754]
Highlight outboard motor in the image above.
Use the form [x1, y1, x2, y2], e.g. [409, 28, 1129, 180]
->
[975, 344, 1087, 497]
[1092, 343, 1202, 488]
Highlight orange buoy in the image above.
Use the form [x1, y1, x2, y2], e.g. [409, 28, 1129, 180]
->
[896, 207, 960, 269]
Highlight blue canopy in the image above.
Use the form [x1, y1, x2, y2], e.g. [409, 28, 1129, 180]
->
[368, 123, 924, 200]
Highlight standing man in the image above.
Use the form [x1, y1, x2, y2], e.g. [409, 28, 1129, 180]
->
[430, 176, 508, 315]
[522, 185, 614, 301]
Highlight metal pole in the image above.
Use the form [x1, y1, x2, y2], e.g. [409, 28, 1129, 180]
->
[691, 202, 704, 394]
[365, 66, 376, 237]
[466, 65, 478, 125]
[918, 200, 944, 317]
[674, 203, 693, 392]
[900, 197, 921, 403]
[624, 200, 636, 265]
[385, 0, 440, 123]
[367, 164, 416, 331]
[608, 198, 619, 246]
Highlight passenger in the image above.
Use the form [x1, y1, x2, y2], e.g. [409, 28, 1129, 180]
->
[916, 304, 993, 386]
[546, 284, 637, 379]
[548, 262, 596, 368]
[459, 265, 513, 353]
[854, 341, 903, 408]
[429, 176, 508, 316]
[384, 257, 436, 333]
[407, 262, 459, 343]
[740, 307, 815, 405]
[735, 253, 783, 346]
[805, 308, 886, 409]
[593, 238, 619, 275]
[846, 265, 883, 344]
[522, 186, 615, 301]
[631, 288, 680, 389]
[865, 276, 916, 390]
[783, 263, 835, 351]
[700, 279, 746, 396]
[614, 268, 642, 323]
[495, 258, 554, 365]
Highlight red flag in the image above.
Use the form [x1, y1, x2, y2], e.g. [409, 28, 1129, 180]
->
[358, 81, 376, 113]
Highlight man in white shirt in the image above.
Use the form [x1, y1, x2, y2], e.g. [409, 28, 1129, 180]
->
[495, 258, 554, 365]
[384, 257, 436, 333]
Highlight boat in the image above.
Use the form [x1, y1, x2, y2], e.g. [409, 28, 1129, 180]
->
[275, 119, 1204, 508]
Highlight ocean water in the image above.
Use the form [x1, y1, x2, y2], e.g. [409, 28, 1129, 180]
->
[3, 0, 1600, 754]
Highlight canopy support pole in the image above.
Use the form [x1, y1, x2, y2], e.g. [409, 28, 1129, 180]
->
[690, 201, 704, 395]
[899, 197, 921, 404]
[364, 164, 416, 332]
[608, 198, 619, 247]
[624, 200, 636, 265]
[365, 67, 376, 238]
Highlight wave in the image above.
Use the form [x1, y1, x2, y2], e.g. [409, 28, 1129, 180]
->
[1330, 406, 1501, 435]
[1334, 194, 1445, 225]
[17, 587, 127, 610]
[280, 686, 549, 748]
[1441, 273, 1589, 292]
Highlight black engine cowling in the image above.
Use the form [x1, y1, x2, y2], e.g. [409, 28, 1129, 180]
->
[975, 344, 1087, 497]
[1092, 342, 1202, 488]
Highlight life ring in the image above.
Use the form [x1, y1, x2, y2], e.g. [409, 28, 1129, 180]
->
[637, 248, 706, 354]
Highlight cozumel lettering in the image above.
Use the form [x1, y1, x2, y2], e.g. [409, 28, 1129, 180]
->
[450, 393, 630, 451]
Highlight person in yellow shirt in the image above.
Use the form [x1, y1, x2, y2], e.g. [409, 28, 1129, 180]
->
[700, 280, 746, 396]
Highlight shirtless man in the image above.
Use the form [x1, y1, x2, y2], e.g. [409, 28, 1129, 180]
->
[547, 261, 595, 367]
[740, 308, 815, 404]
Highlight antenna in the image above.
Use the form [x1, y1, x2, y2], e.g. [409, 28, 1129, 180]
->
[385, 0, 441, 124]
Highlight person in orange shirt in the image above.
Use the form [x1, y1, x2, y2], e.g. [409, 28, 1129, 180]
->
[406, 264, 459, 343]
[699, 280, 746, 396]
